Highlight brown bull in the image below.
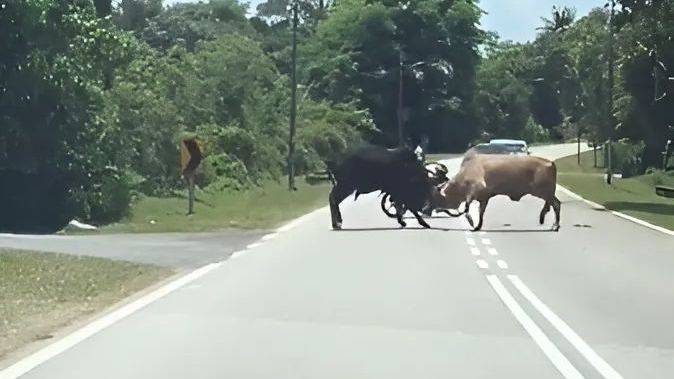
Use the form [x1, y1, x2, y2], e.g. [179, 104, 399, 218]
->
[432, 154, 561, 231]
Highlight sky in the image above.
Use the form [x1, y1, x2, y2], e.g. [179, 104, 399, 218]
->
[479, 0, 601, 42]
[165, 0, 604, 43]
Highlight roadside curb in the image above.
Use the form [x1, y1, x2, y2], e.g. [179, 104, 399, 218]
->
[556, 185, 674, 237]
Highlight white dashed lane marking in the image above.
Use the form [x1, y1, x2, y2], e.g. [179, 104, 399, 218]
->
[497, 260, 509, 269]
[485, 275, 584, 379]
[509, 275, 624, 379]
[458, 218, 622, 378]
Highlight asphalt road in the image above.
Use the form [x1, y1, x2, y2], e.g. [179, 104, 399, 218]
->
[2, 143, 673, 379]
[0, 230, 264, 270]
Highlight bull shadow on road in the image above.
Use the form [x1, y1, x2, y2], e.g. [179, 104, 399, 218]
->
[477, 228, 559, 233]
[336, 226, 464, 232]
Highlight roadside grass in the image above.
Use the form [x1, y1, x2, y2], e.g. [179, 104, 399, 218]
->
[556, 151, 674, 230]
[96, 180, 331, 234]
[0, 249, 172, 359]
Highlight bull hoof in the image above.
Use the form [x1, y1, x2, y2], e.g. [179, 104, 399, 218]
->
[420, 222, 431, 229]
[552, 224, 560, 232]
[398, 220, 407, 228]
[332, 222, 342, 230]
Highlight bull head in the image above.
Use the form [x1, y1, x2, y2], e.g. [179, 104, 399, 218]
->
[431, 179, 466, 210]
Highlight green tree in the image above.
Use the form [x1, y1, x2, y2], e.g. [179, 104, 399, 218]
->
[474, 42, 534, 140]
[0, 0, 138, 229]
[256, 0, 333, 26]
[114, 0, 163, 32]
[612, 0, 674, 167]
[301, 0, 485, 151]
[140, 0, 256, 51]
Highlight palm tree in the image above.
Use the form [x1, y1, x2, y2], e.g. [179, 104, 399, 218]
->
[538, 6, 577, 33]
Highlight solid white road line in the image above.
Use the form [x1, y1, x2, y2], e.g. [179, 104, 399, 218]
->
[509, 275, 624, 379]
[476, 260, 489, 269]
[487, 248, 499, 256]
[229, 250, 249, 260]
[610, 211, 674, 236]
[0, 205, 332, 377]
[466, 238, 476, 246]
[470, 247, 481, 256]
[556, 185, 605, 209]
[557, 185, 674, 236]
[246, 242, 263, 250]
[0, 262, 224, 379]
[276, 206, 328, 233]
[261, 233, 277, 241]
[497, 260, 509, 269]
[485, 275, 584, 379]
[481, 238, 492, 245]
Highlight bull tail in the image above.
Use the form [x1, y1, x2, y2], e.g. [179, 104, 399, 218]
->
[324, 160, 337, 186]
[549, 160, 558, 185]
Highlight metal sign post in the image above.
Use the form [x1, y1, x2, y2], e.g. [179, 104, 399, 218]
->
[180, 138, 203, 215]
[287, 1, 299, 191]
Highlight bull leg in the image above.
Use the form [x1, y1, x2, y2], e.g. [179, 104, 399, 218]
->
[474, 198, 490, 231]
[329, 184, 353, 230]
[539, 202, 551, 225]
[395, 202, 407, 228]
[463, 199, 475, 228]
[551, 196, 561, 231]
[411, 210, 431, 229]
[437, 209, 453, 217]
[421, 201, 433, 217]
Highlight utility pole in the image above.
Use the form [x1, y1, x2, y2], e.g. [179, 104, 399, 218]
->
[577, 124, 581, 166]
[606, 0, 615, 184]
[287, 1, 298, 191]
[397, 46, 404, 147]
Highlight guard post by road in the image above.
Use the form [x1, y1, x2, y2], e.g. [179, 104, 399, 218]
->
[180, 138, 203, 215]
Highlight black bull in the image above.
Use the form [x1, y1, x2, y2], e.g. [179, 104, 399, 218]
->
[325, 145, 435, 230]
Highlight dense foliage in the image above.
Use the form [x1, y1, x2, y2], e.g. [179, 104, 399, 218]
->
[1, 0, 671, 232]
[474, 2, 673, 169]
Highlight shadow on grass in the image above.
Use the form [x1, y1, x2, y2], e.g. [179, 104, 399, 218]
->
[604, 201, 674, 216]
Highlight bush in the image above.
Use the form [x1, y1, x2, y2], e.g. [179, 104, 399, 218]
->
[604, 139, 645, 178]
[87, 173, 133, 224]
[198, 154, 250, 191]
[521, 116, 550, 143]
[295, 101, 375, 173]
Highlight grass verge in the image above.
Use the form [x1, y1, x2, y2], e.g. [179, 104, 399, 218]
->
[97, 180, 331, 234]
[0, 249, 172, 359]
[556, 151, 674, 230]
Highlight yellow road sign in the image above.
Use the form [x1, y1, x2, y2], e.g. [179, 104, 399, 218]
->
[180, 138, 203, 177]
